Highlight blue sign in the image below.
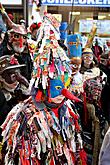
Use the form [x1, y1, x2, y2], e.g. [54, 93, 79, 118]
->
[42, 0, 110, 7]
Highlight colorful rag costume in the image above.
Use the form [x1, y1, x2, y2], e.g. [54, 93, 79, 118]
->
[0, 12, 87, 165]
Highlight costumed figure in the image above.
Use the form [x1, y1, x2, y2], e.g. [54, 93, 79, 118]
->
[80, 24, 98, 79]
[0, 3, 33, 81]
[80, 25, 107, 165]
[80, 23, 107, 84]
[0, 13, 87, 165]
[80, 47, 100, 80]
[0, 55, 29, 126]
[83, 79, 107, 165]
[67, 33, 83, 96]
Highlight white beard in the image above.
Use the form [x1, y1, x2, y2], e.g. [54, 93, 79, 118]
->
[12, 44, 26, 53]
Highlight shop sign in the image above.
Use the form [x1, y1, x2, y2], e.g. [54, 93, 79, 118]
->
[0, 0, 22, 5]
[42, 0, 110, 7]
[79, 20, 110, 34]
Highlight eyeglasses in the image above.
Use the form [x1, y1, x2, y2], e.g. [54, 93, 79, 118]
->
[83, 55, 93, 60]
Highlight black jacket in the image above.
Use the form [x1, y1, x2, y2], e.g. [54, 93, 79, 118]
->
[0, 90, 11, 126]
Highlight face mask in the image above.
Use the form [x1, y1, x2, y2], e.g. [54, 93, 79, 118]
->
[9, 33, 27, 53]
[1, 69, 20, 84]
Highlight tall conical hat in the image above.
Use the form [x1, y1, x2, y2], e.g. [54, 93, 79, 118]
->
[67, 34, 82, 60]
[28, 12, 72, 90]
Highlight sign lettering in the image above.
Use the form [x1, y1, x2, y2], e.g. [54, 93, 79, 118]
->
[42, 0, 110, 6]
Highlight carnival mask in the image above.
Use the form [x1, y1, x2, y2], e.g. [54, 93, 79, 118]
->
[0, 55, 29, 90]
[1, 69, 20, 84]
[70, 58, 82, 74]
[46, 79, 81, 104]
[9, 32, 27, 53]
[48, 79, 65, 104]
[84, 79, 102, 102]
[1, 68, 29, 89]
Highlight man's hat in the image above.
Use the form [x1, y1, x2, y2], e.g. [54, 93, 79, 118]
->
[0, 55, 25, 74]
[82, 48, 93, 56]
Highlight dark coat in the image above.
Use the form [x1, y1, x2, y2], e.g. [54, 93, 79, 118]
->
[99, 63, 110, 124]
[0, 90, 11, 126]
